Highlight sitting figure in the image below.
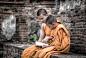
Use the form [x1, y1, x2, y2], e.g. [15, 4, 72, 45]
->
[44, 15, 70, 58]
[22, 14, 70, 58]
[22, 9, 54, 58]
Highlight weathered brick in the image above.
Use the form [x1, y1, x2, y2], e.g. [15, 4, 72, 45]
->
[82, 32, 86, 35]
[70, 37, 76, 40]
[84, 35, 86, 38]
[0, 0, 85, 56]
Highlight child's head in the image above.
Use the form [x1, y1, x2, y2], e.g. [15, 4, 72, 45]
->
[45, 15, 61, 30]
[37, 9, 48, 23]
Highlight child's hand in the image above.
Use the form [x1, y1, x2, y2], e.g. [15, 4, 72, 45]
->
[42, 36, 54, 43]
[42, 39, 47, 43]
[42, 37, 49, 43]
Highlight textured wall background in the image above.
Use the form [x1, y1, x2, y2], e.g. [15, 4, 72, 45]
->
[0, 0, 55, 44]
[57, 0, 86, 54]
[0, 0, 86, 57]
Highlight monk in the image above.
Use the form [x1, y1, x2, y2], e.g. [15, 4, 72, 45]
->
[22, 9, 54, 58]
[25, 15, 70, 58]
[43, 15, 70, 58]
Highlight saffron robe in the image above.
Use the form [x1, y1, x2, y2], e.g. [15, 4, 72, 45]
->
[22, 20, 70, 58]
[22, 25, 53, 58]
[43, 24, 70, 58]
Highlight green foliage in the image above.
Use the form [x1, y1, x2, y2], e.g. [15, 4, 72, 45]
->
[16, 41, 19, 44]
[33, 34, 38, 42]
[0, 50, 3, 55]
[28, 34, 38, 44]
[28, 36, 34, 44]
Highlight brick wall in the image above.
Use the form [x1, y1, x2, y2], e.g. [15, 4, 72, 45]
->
[70, 4, 86, 54]
[0, 0, 55, 43]
[3, 43, 33, 58]
[3, 43, 86, 58]
[0, 0, 86, 55]
[0, 0, 28, 43]
[58, 0, 86, 54]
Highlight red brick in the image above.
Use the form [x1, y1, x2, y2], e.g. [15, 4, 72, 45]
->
[40, 1, 55, 5]
[17, 30, 28, 32]
[83, 42, 86, 44]
[19, 35, 28, 37]
[25, 5, 32, 7]
[84, 35, 86, 38]
[71, 40, 75, 43]
[75, 22, 86, 25]
[81, 38, 86, 41]
[70, 37, 76, 40]
[19, 32, 28, 35]
[74, 28, 84, 31]
[72, 40, 82, 44]
[71, 34, 80, 37]
[75, 25, 83, 28]
[51, 53, 86, 58]
[80, 35, 84, 38]
[20, 38, 28, 42]
[77, 38, 81, 40]
[71, 31, 81, 34]
[84, 45, 86, 48]
[82, 32, 86, 35]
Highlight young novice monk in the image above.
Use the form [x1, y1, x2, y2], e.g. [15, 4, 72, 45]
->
[43, 15, 70, 58]
[36, 9, 54, 45]
[22, 9, 54, 58]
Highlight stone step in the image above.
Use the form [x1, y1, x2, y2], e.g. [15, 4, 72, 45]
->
[2, 43, 86, 58]
[50, 52, 86, 58]
[0, 1, 24, 4]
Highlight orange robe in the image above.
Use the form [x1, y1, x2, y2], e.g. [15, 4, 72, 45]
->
[22, 20, 70, 58]
[22, 25, 53, 58]
[43, 24, 70, 58]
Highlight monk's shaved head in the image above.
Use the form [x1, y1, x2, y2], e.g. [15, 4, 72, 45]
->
[37, 9, 47, 16]
[45, 15, 57, 24]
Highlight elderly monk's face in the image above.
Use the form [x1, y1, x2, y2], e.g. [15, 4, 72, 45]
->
[38, 14, 48, 23]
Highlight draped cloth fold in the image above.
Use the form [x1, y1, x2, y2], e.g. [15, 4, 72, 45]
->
[22, 25, 54, 58]
[22, 21, 70, 58]
[43, 24, 70, 58]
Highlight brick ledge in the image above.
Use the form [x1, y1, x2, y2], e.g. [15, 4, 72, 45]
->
[3, 42, 33, 49]
[50, 52, 86, 58]
[3, 43, 86, 58]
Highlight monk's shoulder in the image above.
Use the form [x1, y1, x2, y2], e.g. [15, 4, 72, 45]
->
[56, 24, 69, 36]
[42, 23, 46, 27]
[58, 24, 64, 28]
[55, 24, 66, 32]
[42, 23, 46, 28]
[41, 23, 46, 29]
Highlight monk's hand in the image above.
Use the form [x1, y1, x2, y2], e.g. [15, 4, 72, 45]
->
[42, 37, 49, 43]
[42, 36, 53, 43]
[50, 43, 54, 46]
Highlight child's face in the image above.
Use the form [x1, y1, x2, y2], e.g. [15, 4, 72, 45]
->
[47, 22, 58, 30]
[47, 23, 55, 30]
[38, 14, 48, 23]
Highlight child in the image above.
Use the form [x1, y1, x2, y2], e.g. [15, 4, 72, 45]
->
[43, 15, 70, 58]
[36, 9, 54, 45]
[22, 9, 54, 58]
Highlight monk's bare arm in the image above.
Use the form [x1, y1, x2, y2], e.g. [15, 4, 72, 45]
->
[42, 36, 54, 43]
[38, 23, 46, 42]
[42, 29, 54, 43]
